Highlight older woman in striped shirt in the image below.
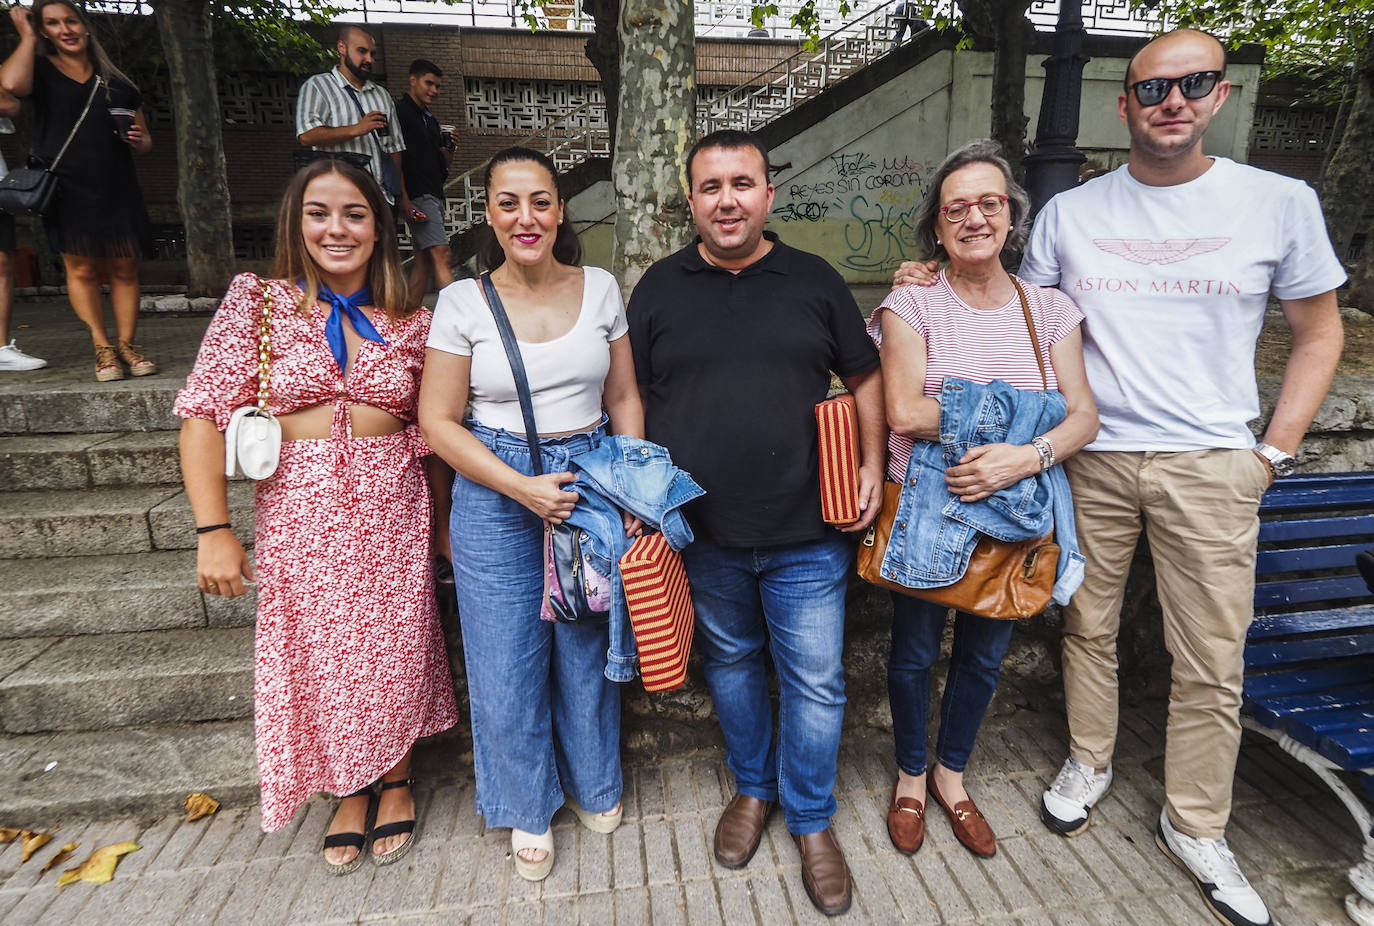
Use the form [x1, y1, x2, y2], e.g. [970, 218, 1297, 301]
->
[866, 139, 1098, 861]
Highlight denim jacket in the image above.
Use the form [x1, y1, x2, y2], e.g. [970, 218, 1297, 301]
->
[879, 377, 1084, 605]
[563, 434, 705, 682]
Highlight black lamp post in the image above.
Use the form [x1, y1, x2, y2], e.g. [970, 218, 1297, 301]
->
[1023, 0, 1091, 220]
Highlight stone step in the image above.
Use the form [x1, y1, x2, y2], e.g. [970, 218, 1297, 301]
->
[0, 482, 255, 559]
[0, 549, 255, 640]
[0, 431, 182, 491]
[0, 378, 183, 435]
[0, 627, 254, 735]
[0, 719, 257, 827]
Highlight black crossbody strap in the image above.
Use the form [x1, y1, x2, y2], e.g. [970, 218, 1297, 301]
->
[479, 272, 544, 476]
[340, 83, 391, 166]
[50, 76, 102, 172]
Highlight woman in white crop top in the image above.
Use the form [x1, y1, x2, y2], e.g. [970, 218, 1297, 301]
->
[419, 147, 643, 883]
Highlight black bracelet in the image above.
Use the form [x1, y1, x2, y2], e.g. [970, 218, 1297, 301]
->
[195, 523, 232, 535]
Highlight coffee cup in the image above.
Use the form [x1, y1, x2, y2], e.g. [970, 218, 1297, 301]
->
[440, 124, 456, 150]
[109, 107, 136, 140]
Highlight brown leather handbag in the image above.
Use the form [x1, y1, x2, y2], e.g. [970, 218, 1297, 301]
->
[856, 277, 1060, 620]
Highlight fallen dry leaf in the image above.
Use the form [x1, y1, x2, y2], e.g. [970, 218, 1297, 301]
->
[0, 827, 20, 843]
[183, 792, 219, 822]
[57, 841, 139, 886]
[20, 831, 52, 863]
[40, 843, 78, 873]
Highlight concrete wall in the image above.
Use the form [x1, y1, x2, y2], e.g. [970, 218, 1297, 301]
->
[764, 48, 1262, 283]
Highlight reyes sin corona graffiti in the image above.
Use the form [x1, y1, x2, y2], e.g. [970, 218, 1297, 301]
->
[770, 151, 933, 272]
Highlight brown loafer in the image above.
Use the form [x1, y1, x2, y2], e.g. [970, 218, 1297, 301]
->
[886, 779, 925, 855]
[793, 827, 852, 916]
[929, 774, 996, 857]
[713, 794, 774, 869]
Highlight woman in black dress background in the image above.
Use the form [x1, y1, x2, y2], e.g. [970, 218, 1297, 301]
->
[0, 0, 156, 382]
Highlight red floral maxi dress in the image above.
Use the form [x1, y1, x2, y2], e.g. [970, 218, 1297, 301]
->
[174, 274, 459, 832]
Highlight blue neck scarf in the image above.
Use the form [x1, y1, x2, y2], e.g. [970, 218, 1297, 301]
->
[313, 279, 385, 373]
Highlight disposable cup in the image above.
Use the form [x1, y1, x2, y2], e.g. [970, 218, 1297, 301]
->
[109, 107, 136, 140]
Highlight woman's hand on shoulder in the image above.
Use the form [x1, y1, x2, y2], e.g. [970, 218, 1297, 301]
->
[517, 471, 580, 525]
[893, 260, 939, 289]
[197, 530, 255, 598]
[944, 442, 1042, 502]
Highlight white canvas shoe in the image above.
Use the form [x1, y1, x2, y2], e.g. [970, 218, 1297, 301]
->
[1041, 756, 1112, 836]
[0, 339, 46, 371]
[1156, 808, 1271, 926]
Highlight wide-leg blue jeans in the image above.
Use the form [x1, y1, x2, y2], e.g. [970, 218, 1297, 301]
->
[681, 534, 851, 835]
[451, 421, 622, 834]
[887, 594, 1015, 776]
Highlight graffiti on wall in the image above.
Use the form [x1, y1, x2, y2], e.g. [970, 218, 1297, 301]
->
[771, 151, 934, 272]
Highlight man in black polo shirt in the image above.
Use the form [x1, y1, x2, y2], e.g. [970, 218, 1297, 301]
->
[627, 130, 886, 917]
[395, 58, 454, 297]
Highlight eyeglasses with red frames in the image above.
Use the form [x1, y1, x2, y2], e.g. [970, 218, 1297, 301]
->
[939, 194, 1008, 223]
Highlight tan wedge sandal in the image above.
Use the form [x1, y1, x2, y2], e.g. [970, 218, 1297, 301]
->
[94, 344, 124, 382]
[116, 341, 157, 376]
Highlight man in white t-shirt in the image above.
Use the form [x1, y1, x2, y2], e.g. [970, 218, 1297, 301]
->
[898, 29, 1344, 926]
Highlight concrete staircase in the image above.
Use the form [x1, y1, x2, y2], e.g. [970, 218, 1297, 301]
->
[0, 365, 260, 826]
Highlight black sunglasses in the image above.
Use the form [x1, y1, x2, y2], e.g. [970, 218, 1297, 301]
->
[1128, 70, 1222, 107]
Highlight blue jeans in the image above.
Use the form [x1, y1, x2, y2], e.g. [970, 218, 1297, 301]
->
[887, 594, 1015, 776]
[450, 421, 622, 833]
[681, 534, 851, 835]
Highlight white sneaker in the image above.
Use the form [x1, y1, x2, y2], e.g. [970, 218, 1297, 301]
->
[1041, 756, 1112, 836]
[1156, 808, 1271, 926]
[0, 339, 47, 371]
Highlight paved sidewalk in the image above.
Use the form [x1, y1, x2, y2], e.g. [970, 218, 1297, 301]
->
[0, 700, 1362, 925]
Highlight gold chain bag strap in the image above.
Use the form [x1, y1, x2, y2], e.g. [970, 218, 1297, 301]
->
[224, 277, 283, 480]
[857, 276, 1060, 619]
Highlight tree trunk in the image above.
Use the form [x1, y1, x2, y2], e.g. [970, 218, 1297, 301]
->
[1320, 37, 1374, 313]
[1350, 215, 1374, 312]
[153, 0, 235, 297]
[959, 0, 1033, 180]
[612, 0, 695, 298]
[583, 0, 620, 154]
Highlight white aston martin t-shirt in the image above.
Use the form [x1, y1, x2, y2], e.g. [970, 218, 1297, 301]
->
[1019, 158, 1346, 451]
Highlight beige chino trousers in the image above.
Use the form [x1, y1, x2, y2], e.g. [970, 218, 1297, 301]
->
[1061, 448, 1271, 839]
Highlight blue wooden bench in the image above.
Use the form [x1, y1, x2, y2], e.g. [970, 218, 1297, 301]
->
[1241, 471, 1374, 925]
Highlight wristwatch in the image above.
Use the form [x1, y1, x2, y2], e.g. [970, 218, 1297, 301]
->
[1254, 443, 1297, 479]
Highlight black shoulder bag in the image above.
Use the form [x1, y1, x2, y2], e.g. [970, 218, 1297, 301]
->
[480, 272, 612, 625]
[0, 76, 102, 217]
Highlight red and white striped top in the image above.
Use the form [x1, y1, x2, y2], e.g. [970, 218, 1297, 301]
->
[867, 271, 1085, 482]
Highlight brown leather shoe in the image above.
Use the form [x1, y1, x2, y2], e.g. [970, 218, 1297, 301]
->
[929, 774, 996, 857]
[793, 827, 852, 916]
[713, 794, 774, 869]
[886, 779, 925, 855]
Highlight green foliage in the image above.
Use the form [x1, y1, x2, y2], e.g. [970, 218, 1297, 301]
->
[209, 2, 344, 73]
[1138, 0, 1372, 105]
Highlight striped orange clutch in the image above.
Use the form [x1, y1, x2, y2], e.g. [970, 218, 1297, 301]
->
[816, 393, 861, 525]
[619, 532, 695, 692]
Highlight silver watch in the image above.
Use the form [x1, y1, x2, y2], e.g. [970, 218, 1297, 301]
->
[1254, 443, 1297, 478]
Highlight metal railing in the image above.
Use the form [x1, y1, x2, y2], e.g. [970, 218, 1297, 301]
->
[698, 0, 904, 135]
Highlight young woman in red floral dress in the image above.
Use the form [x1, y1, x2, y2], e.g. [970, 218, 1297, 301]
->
[175, 160, 458, 874]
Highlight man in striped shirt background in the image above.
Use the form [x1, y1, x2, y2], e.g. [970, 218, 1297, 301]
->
[296, 24, 407, 209]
